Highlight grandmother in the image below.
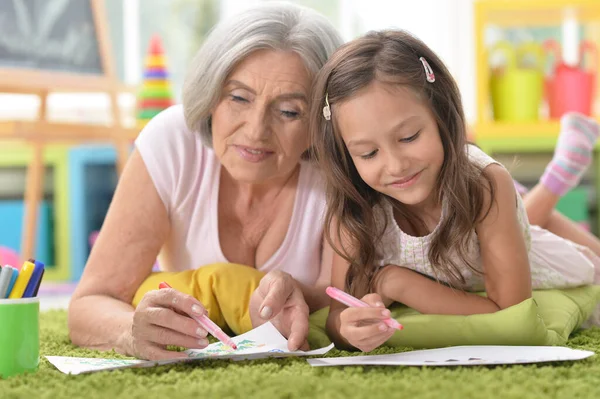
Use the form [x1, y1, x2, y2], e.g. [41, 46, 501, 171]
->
[68, 2, 343, 360]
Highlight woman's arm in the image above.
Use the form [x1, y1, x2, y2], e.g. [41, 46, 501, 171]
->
[376, 164, 532, 315]
[68, 150, 166, 351]
[68, 150, 208, 359]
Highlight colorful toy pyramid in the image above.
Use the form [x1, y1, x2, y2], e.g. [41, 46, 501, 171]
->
[137, 34, 174, 130]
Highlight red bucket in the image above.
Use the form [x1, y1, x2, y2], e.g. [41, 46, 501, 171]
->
[545, 40, 597, 118]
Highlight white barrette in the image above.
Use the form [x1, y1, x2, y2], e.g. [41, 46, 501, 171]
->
[323, 93, 331, 120]
[419, 57, 435, 83]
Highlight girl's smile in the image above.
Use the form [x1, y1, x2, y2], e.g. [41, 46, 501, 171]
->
[388, 170, 422, 189]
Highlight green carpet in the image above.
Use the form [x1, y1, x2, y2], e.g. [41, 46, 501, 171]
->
[2, 311, 600, 399]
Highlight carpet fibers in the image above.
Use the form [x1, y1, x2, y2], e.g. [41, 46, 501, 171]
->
[1, 310, 600, 398]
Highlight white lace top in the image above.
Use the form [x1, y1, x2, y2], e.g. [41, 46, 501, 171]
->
[373, 145, 531, 291]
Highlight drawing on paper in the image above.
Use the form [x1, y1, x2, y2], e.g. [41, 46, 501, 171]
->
[186, 339, 266, 358]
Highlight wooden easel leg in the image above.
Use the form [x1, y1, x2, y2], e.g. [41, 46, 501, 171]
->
[21, 142, 44, 262]
[21, 92, 47, 262]
[109, 91, 130, 175]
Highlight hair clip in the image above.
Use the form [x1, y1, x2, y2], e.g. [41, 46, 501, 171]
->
[323, 93, 331, 120]
[419, 57, 435, 83]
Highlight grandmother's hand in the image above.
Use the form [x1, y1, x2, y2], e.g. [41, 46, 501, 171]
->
[249, 270, 310, 351]
[125, 288, 210, 360]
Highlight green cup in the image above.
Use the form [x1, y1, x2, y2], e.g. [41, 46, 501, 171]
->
[0, 297, 40, 378]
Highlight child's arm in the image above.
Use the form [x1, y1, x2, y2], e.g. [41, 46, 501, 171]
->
[326, 229, 397, 352]
[375, 164, 532, 315]
[375, 266, 503, 314]
[476, 164, 532, 308]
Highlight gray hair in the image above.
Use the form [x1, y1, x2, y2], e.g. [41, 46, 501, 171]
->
[182, 1, 343, 145]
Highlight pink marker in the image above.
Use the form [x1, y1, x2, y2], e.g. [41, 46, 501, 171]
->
[159, 282, 237, 350]
[326, 286, 403, 330]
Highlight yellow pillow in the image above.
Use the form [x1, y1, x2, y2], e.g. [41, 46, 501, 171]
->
[134, 263, 265, 335]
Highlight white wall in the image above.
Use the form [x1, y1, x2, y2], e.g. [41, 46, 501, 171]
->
[202, 0, 479, 122]
[346, 0, 476, 122]
[0, 0, 478, 124]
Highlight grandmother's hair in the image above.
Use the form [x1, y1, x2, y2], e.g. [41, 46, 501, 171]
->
[182, 1, 343, 146]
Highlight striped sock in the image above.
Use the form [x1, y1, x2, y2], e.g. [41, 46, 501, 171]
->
[541, 112, 600, 196]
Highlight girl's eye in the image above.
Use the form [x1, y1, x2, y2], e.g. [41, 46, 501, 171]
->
[360, 150, 378, 160]
[230, 95, 248, 103]
[280, 110, 300, 119]
[400, 130, 421, 143]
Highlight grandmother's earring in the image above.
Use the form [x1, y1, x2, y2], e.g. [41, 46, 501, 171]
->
[323, 93, 331, 121]
[419, 57, 435, 83]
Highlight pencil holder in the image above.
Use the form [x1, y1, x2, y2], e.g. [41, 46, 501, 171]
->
[0, 297, 39, 378]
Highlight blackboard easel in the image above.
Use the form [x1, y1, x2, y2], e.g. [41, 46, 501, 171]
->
[0, 0, 137, 264]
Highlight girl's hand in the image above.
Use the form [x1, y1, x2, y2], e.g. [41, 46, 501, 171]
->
[126, 289, 210, 360]
[338, 293, 397, 352]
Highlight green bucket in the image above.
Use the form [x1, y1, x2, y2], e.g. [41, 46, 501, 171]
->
[490, 41, 545, 122]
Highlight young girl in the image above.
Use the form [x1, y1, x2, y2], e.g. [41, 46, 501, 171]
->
[310, 30, 600, 352]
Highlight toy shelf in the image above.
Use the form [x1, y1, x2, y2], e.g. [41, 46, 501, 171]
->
[475, 119, 600, 140]
[474, 0, 600, 140]
[474, 0, 600, 233]
[477, 0, 600, 28]
[0, 143, 70, 281]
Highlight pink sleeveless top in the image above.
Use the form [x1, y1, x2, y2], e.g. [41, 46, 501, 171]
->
[134, 105, 326, 286]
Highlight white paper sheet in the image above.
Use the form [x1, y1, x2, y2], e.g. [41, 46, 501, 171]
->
[44, 357, 151, 375]
[46, 322, 334, 375]
[307, 345, 594, 367]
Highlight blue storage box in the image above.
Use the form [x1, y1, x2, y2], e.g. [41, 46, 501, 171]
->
[69, 146, 118, 281]
[0, 200, 53, 263]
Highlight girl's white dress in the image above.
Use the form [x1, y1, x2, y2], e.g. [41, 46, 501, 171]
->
[374, 145, 600, 324]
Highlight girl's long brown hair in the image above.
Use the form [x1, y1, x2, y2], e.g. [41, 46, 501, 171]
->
[310, 30, 494, 297]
